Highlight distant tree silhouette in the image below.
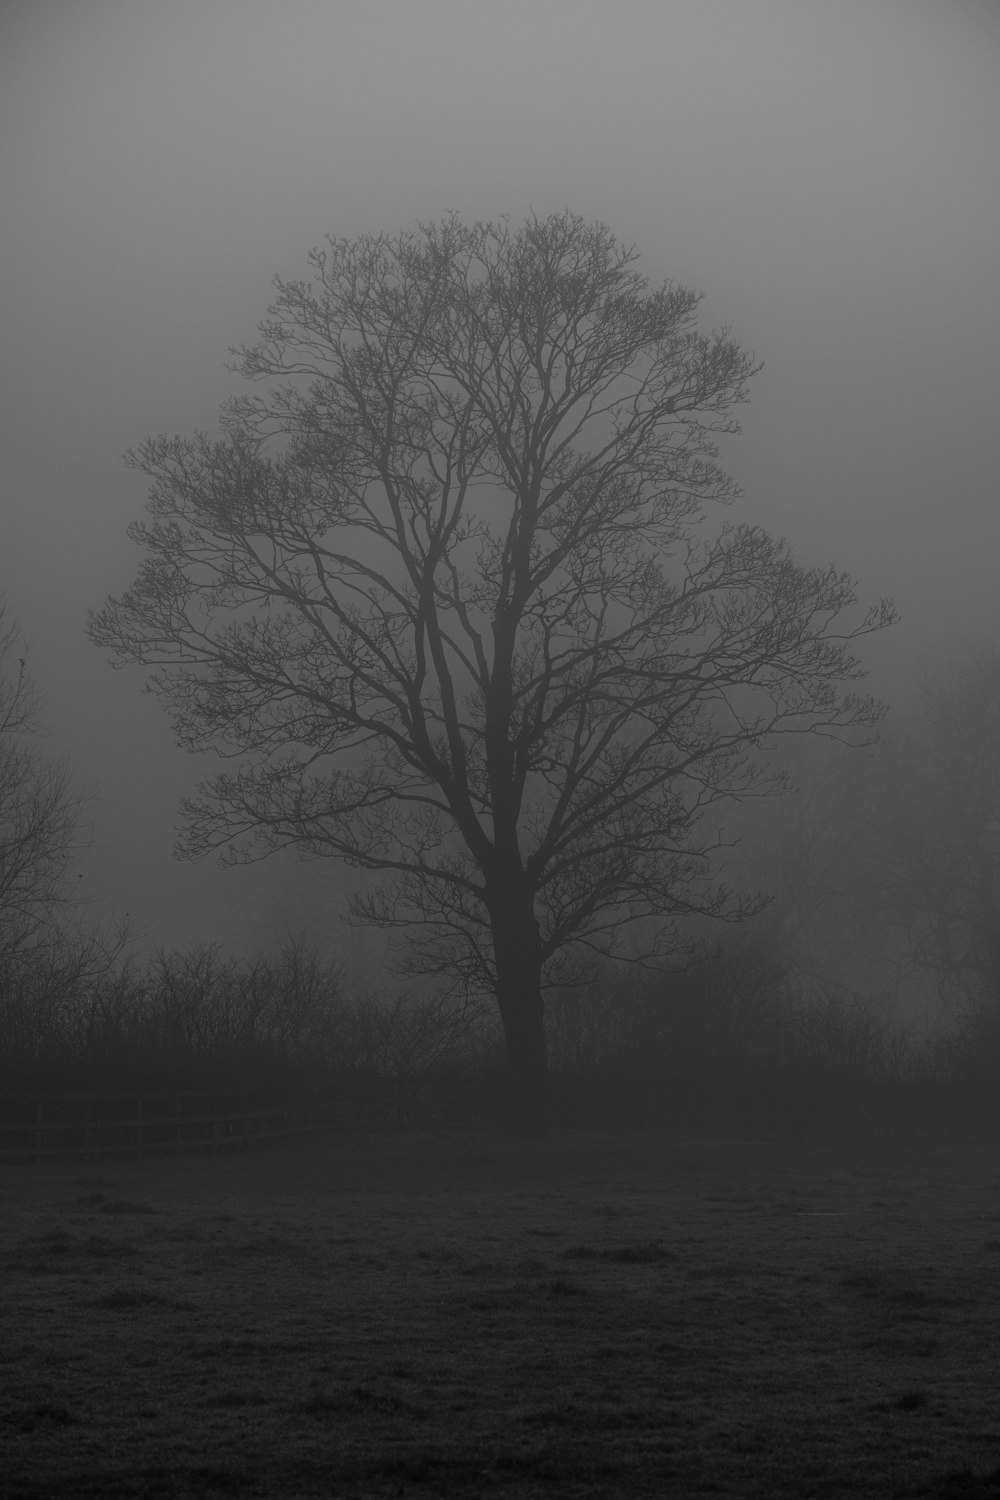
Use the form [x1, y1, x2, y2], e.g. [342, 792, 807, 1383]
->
[91, 213, 892, 1133]
[878, 648, 1000, 1010]
[0, 601, 128, 1055]
[0, 604, 82, 962]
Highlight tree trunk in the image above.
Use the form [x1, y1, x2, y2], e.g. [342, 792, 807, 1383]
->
[497, 975, 548, 1137]
[488, 882, 549, 1137]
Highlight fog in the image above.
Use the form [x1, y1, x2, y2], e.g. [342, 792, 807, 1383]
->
[1, 0, 998, 953]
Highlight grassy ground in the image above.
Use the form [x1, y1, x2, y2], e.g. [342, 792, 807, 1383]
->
[3, 1128, 1000, 1497]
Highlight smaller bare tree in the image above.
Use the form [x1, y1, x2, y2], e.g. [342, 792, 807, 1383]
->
[0, 606, 129, 1049]
[0, 607, 85, 962]
[878, 649, 1000, 1009]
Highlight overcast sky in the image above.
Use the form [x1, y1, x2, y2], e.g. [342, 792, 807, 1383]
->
[1, 0, 998, 952]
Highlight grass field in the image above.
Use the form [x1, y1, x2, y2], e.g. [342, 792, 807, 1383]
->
[3, 1128, 1000, 1497]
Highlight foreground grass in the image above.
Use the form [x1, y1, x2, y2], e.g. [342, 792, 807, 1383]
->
[3, 1129, 1000, 1497]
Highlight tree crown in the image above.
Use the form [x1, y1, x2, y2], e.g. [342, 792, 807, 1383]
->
[91, 212, 893, 990]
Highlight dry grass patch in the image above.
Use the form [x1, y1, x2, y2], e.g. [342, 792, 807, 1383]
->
[2, 1129, 1000, 1496]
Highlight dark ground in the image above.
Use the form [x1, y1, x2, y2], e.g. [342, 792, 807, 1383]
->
[3, 1128, 1000, 1497]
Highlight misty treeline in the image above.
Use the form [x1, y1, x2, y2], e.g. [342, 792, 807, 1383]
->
[5, 212, 999, 1136]
[3, 624, 1000, 1135]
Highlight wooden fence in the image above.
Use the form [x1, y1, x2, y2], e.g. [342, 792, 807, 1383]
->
[0, 1088, 334, 1162]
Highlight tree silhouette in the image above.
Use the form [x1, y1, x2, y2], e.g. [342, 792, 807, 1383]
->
[91, 213, 892, 1132]
[0, 605, 82, 961]
[0, 601, 128, 1036]
[877, 649, 1000, 1008]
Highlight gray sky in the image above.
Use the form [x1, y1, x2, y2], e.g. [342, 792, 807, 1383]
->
[1, 0, 998, 951]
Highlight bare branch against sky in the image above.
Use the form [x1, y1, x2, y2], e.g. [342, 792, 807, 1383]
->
[1, 0, 997, 948]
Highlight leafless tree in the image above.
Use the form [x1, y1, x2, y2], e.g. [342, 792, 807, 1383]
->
[877, 649, 1000, 1010]
[90, 213, 893, 1132]
[723, 738, 909, 1006]
[0, 606, 84, 963]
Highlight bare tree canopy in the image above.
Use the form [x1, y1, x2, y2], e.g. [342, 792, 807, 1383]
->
[90, 212, 894, 1132]
[0, 606, 83, 963]
[875, 649, 1000, 1008]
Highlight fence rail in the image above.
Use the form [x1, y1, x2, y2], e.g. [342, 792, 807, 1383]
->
[0, 1089, 333, 1161]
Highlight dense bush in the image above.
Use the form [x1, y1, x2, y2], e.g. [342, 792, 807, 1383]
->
[2, 930, 999, 1139]
[0, 941, 491, 1097]
[544, 937, 956, 1137]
